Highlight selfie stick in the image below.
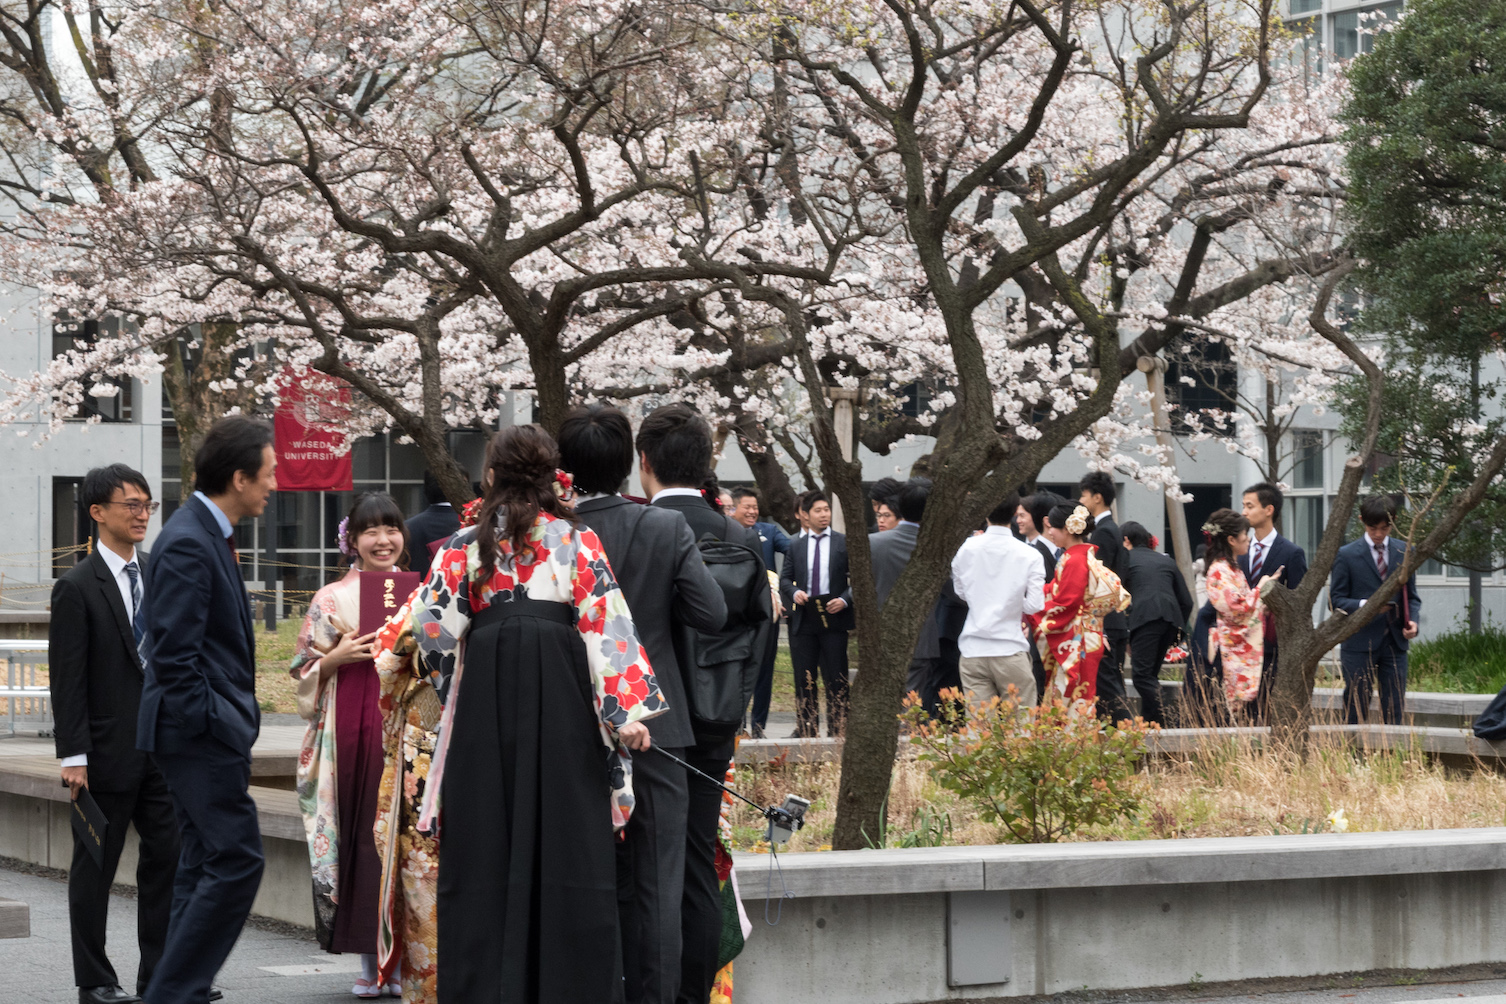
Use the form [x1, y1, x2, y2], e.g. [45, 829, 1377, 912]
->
[648, 745, 766, 814]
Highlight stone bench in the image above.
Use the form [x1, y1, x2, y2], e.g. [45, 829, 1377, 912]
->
[0, 898, 28, 939]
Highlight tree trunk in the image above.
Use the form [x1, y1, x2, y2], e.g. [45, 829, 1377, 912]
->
[158, 322, 259, 500]
[732, 414, 799, 530]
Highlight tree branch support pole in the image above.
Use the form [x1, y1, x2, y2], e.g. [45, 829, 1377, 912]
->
[1138, 356, 1197, 604]
[829, 387, 860, 534]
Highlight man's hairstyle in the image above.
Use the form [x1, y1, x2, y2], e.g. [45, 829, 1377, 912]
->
[868, 477, 902, 507]
[422, 467, 470, 506]
[1024, 490, 1066, 533]
[82, 464, 151, 511]
[557, 403, 634, 496]
[804, 490, 829, 509]
[195, 416, 273, 496]
[896, 477, 932, 523]
[988, 491, 1021, 526]
[795, 490, 814, 513]
[635, 402, 712, 488]
[1360, 493, 1399, 527]
[1244, 481, 1284, 520]
[730, 485, 762, 507]
[1077, 471, 1116, 506]
[1120, 520, 1154, 549]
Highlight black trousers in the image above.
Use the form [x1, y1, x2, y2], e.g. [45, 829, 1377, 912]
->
[904, 658, 940, 715]
[1029, 642, 1048, 705]
[678, 739, 734, 1004]
[617, 745, 688, 1004]
[1096, 632, 1132, 722]
[790, 629, 849, 737]
[749, 626, 780, 733]
[1128, 622, 1180, 726]
[147, 744, 264, 1004]
[1342, 643, 1409, 725]
[69, 770, 180, 991]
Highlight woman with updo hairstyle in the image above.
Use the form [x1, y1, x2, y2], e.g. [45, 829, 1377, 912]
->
[1202, 506, 1271, 719]
[1034, 502, 1130, 715]
[372, 424, 665, 1004]
[288, 492, 411, 996]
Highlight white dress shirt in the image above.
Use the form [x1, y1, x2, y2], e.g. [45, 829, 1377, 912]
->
[650, 487, 705, 503]
[950, 525, 1046, 658]
[62, 543, 140, 769]
[804, 529, 833, 594]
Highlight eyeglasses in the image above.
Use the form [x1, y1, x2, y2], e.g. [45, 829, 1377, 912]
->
[101, 500, 161, 516]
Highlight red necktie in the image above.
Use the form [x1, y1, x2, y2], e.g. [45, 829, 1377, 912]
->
[1375, 543, 1387, 579]
[226, 534, 240, 565]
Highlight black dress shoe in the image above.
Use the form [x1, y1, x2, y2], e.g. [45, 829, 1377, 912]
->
[209, 989, 224, 1002]
[79, 986, 142, 1004]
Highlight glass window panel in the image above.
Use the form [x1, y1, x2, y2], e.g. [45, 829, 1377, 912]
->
[276, 491, 324, 550]
[1290, 495, 1326, 562]
[1420, 557, 1444, 576]
[162, 426, 182, 480]
[390, 439, 426, 481]
[352, 435, 386, 481]
[391, 483, 427, 519]
[1333, 2, 1401, 59]
[448, 429, 490, 480]
[1290, 0, 1320, 12]
[1292, 430, 1325, 489]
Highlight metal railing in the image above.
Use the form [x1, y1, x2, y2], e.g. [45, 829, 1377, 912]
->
[0, 640, 50, 737]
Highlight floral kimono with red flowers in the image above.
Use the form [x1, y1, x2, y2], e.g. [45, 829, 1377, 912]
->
[1036, 543, 1130, 715]
[1206, 558, 1264, 711]
[372, 510, 665, 1002]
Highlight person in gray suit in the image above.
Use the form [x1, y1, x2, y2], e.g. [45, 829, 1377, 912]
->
[557, 404, 726, 1004]
[869, 478, 950, 713]
[1120, 522, 1194, 725]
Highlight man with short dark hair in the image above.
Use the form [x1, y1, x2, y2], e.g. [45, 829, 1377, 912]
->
[559, 403, 726, 1004]
[1120, 522, 1194, 726]
[1239, 482, 1308, 721]
[634, 403, 771, 1004]
[730, 486, 790, 737]
[780, 492, 853, 737]
[950, 493, 1046, 708]
[51, 466, 181, 1004]
[1078, 472, 1131, 722]
[1330, 494, 1421, 724]
[406, 468, 467, 580]
[869, 478, 949, 711]
[138, 416, 275, 1004]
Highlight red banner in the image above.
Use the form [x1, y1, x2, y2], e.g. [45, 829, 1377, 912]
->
[274, 369, 353, 492]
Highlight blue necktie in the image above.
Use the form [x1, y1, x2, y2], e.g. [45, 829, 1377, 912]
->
[125, 561, 146, 664]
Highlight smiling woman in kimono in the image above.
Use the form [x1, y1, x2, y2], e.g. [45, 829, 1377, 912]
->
[374, 424, 665, 1004]
[290, 492, 412, 998]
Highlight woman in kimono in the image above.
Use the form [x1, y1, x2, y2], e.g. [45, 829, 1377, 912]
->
[373, 424, 665, 1004]
[1036, 503, 1130, 716]
[1202, 507, 1269, 719]
[290, 492, 411, 997]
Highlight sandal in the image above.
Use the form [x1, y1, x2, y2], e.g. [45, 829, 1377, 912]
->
[352, 977, 382, 999]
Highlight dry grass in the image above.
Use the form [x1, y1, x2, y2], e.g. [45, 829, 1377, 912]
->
[727, 734, 1506, 852]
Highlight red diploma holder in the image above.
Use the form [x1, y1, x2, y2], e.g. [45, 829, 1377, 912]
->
[359, 570, 423, 636]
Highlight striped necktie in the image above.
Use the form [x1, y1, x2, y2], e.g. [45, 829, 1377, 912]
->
[1249, 541, 1265, 582]
[124, 561, 146, 664]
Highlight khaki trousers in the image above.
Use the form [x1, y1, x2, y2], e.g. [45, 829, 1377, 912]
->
[959, 652, 1037, 709]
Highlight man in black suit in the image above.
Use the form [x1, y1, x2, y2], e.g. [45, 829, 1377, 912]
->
[1018, 492, 1064, 703]
[50, 466, 181, 1004]
[729, 486, 789, 738]
[405, 469, 466, 581]
[137, 417, 276, 1004]
[1330, 494, 1421, 725]
[636, 403, 770, 1004]
[1239, 482, 1309, 722]
[869, 479, 946, 712]
[1079, 473, 1131, 722]
[1120, 522, 1194, 725]
[559, 404, 726, 1004]
[779, 492, 854, 738]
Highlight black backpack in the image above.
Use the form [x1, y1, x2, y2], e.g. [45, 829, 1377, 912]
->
[1474, 685, 1506, 740]
[676, 527, 772, 746]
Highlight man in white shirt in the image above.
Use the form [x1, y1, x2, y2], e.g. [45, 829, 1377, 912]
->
[950, 493, 1047, 707]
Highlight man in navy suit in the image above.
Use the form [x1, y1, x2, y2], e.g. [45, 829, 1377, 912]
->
[729, 485, 790, 737]
[1239, 482, 1308, 722]
[779, 492, 853, 737]
[137, 417, 276, 1004]
[1329, 494, 1421, 725]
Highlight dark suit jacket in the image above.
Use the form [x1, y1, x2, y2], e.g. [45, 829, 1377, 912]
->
[49, 548, 154, 792]
[779, 530, 855, 635]
[1031, 539, 1058, 580]
[1089, 513, 1128, 636]
[1124, 547, 1194, 632]
[754, 520, 793, 574]
[1330, 536, 1422, 655]
[136, 495, 260, 760]
[1238, 532, 1308, 592]
[574, 495, 727, 748]
[868, 523, 943, 659]
[406, 503, 461, 581]
[651, 494, 773, 631]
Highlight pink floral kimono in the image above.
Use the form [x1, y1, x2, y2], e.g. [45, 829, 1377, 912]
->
[1206, 558, 1264, 711]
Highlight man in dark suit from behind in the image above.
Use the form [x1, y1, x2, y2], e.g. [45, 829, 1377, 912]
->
[778, 491, 854, 737]
[869, 478, 948, 712]
[50, 466, 181, 1004]
[1330, 494, 1421, 725]
[405, 468, 466, 581]
[729, 485, 789, 738]
[637, 403, 771, 1004]
[1119, 521, 1194, 726]
[137, 417, 276, 1004]
[558, 404, 726, 1004]
[1079, 472, 1132, 722]
[1017, 491, 1064, 703]
[1239, 482, 1309, 722]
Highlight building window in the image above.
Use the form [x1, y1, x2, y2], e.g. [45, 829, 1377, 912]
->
[1292, 430, 1325, 489]
[52, 315, 133, 423]
[1288, 494, 1326, 562]
[1286, 16, 1322, 83]
[52, 478, 89, 576]
[1332, 1, 1402, 59]
[1166, 335, 1238, 434]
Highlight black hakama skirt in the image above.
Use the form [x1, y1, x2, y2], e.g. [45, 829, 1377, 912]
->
[437, 596, 623, 1004]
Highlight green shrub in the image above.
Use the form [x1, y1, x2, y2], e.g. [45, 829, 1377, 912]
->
[1408, 625, 1506, 694]
[902, 693, 1149, 843]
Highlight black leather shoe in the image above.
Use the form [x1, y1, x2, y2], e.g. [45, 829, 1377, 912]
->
[79, 987, 142, 1004]
[209, 989, 224, 1002]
